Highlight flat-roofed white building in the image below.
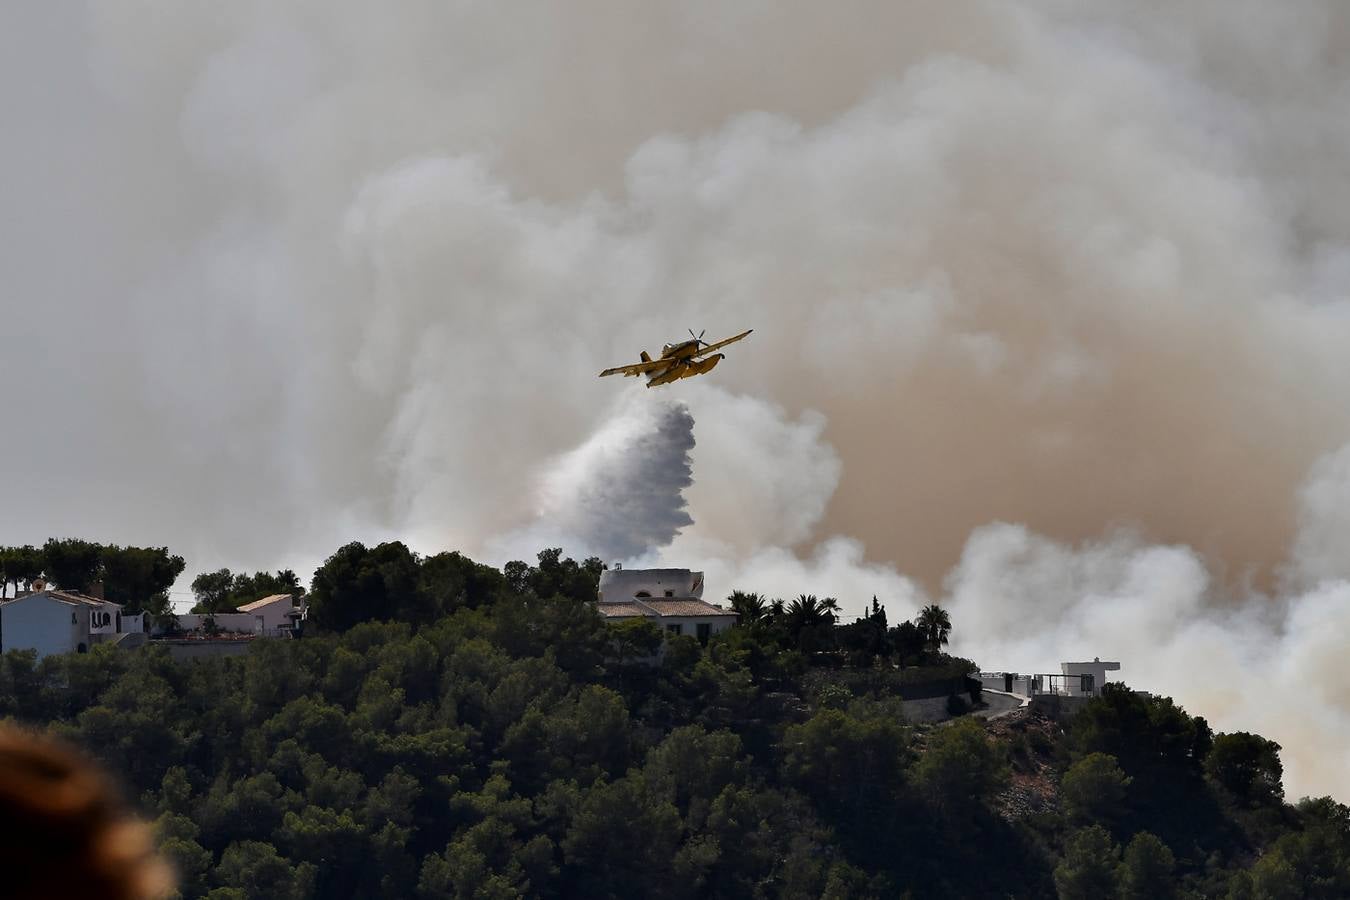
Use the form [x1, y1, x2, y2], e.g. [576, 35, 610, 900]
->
[979, 658, 1123, 698]
[595, 566, 736, 643]
[1060, 658, 1121, 695]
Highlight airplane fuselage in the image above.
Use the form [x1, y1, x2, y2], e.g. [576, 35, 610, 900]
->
[658, 339, 702, 360]
[646, 353, 723, 387]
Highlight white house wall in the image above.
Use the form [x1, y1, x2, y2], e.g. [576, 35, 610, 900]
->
[651, 615, 736, 638]
[248, 598, 297, 631]
[1060, 661, 1121, 694]
[598, 569, 705, 602]
[1, 595, 82, 658]
[88, 602, 119, 636]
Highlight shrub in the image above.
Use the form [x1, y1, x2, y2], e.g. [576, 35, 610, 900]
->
[1061, 753, 1132, 824]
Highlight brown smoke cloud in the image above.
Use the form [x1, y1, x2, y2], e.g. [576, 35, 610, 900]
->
[5, 1, 1350, 797]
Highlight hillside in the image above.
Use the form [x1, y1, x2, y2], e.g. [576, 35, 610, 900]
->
[0, 547, 1345, 899]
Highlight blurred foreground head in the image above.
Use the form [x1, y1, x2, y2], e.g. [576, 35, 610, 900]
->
[0, 725, 173, 899]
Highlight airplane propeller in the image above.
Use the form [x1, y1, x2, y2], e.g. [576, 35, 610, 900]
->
[689, 328, 706, 347]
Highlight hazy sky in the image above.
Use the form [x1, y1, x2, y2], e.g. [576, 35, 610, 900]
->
[5, 2, 1350, 799]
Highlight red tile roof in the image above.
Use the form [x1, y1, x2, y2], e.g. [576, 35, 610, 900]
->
[641, 599, 738, 618]
[596, 601, 650, 619]
[0, 590, 122, 609]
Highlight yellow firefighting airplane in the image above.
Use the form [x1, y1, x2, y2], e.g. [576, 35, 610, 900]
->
[599, 328, 753, 387]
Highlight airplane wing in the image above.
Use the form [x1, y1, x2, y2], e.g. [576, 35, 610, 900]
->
[693, 328, 753, 358]
[599, 359, 669, 378]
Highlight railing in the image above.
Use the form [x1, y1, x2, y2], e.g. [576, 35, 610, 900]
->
[1028, 673, 1096, 697]
[979, 672, 1098, 697]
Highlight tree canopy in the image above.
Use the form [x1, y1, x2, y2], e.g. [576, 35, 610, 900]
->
[1205, 731, 1284, 806]
[100, 545, 186, 612]
[40, 537, 104, 593]
[0, 539, 183, 614]
[0, 542, 1341, 899]
[190, 568, 304, 614]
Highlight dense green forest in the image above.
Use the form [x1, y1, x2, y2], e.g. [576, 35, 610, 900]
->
[1, 543, 1347, 898]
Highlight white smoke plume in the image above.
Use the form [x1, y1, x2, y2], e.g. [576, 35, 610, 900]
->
[7, 3, 1350, 799]
[1286, 443, 1350, 590]
[490, 382, 847, 574]
[489, 395, 694, 562]
[944, 507, 1350, 803]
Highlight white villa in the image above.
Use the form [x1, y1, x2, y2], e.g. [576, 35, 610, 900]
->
[595, 566, 737, 643]
[0, 583, 139, 658]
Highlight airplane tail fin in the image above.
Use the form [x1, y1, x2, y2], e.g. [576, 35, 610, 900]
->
[640, 350, 651, 363]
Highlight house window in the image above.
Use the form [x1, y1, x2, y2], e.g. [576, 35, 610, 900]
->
[635, 591, 652, 598]
[696, 623, 712, 644]
[664, 590, 675, 597]
[666, 623, 682, 636]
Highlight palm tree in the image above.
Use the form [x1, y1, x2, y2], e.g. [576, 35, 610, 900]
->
[785, 594, 822, 625]
[728, 590, 768, 624]
[916, 604, 952, 652]
[785, 595, 839, 652]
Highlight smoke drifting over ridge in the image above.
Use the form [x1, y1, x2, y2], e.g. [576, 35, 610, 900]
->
[942, 522, 1350, 807]
[6, 3, 1350, 797]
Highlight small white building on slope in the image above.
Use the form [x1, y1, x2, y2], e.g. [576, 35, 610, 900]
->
[159, 594, 306, 637]
[979, 658, 1123, 698]
[237, 593, 306, 634]
[0, 588, 133, 658]
[595, 566, 737, 643]
[1060, 658, 1122, 695]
